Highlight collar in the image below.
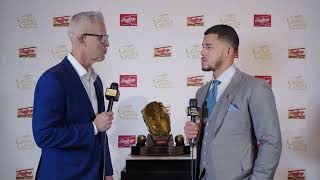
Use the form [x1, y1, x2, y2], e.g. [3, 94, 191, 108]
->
[67, 53, 97, 80]
[215, 64, 236, 84]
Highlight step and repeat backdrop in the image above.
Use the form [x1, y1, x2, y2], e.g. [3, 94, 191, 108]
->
[1, 0, 320, 179]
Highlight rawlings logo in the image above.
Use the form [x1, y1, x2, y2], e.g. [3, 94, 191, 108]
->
[16, 168, 33, 179]
[19, 47, 37, 58]
[187, 15, 204, 26]
[289, 48, 305, 59]
[53, 16, 70, 26]
[187, 75, 204, 86]
[254, 14, 271, 27]
[154, 46, 172, 57]
[120, 14, 137, 26]
[118, 135, 136, 148]
[120, 75, 137, 87]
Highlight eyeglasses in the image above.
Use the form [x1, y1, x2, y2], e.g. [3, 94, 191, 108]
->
[83, 33, 109, 45]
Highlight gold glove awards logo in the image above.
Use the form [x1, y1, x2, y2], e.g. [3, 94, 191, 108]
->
[288, 169, 305, 180]
[50, 45, 70, 61]
[186, 45, 201, 59]
[16, 74, 36, 90]
[16, 135, 36, 151]
[252, 44, 272, 60]
[118, 104, 140, 120]
[220, 14, 240, 29]
[287, 15, 306, 30]
[153, 14, 173, 30]
[16, 168, 34, 180]
[119, 45, 138, 60]
[153, 74, 173, 88]
[17, 14, 38, 29]
[288, 76, 307, 90]
[287, 136, 307, 152]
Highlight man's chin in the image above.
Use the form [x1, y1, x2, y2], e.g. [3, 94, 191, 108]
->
[202, 67, 212, 72]
[95, 56, 105, 62]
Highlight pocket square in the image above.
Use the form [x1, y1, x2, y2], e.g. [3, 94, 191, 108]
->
[228, 103, 238, 112]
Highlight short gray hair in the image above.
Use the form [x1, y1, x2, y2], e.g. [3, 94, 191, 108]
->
[68, 11, 105, 41]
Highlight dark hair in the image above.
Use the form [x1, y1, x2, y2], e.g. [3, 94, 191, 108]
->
[204, 24, 239, 50]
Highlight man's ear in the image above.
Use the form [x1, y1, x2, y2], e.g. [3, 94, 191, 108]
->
[78, 35, 87, 47]
[224, 46, 234, 58]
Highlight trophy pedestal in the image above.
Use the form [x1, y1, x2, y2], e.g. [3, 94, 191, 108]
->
[120, 154, 194, 180]
[131, 145, 190, 156]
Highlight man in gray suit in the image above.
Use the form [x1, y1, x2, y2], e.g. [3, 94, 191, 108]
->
[184, 24, 282, 180]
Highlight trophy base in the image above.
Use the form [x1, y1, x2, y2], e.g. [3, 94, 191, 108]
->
[131, 145, 190, 156]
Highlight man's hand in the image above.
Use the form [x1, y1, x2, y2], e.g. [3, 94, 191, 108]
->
[184, 120, 200, 140]
[105, 176, 113, 180]
[93, 112, 114, 132]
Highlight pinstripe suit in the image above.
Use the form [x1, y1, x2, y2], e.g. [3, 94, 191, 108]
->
[197, 68, 282, 180]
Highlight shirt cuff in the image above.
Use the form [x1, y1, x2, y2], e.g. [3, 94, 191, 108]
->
[92, 122, 98, 135]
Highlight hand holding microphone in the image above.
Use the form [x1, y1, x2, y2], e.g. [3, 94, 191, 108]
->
[94, 112, 114, 132]
[93, 82, 120, 132]
[184, 99, 200, 142]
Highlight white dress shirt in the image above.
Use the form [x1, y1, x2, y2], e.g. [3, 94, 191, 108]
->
[212, 64, 236, 101]
[67, 53, 99, 135]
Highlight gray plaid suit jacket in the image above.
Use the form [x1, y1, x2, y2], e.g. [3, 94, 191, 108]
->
[196, 68, 282, 180]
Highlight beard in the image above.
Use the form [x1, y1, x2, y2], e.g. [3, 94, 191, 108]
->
[201, 58, 223, 72]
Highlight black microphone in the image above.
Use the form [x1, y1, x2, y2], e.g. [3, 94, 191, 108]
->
[188, 98, 200, 180]
[187, 98, 199, 146]
[188, 98, 199, 122]
[102, 82, 120, 179]
[105, 82, 120, 112]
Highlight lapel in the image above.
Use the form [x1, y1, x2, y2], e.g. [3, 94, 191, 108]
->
[94, 76, 105, 113]
[211, 69, 244, 137]
[197, 82, 211, 118]
[62, 58, 96, 119]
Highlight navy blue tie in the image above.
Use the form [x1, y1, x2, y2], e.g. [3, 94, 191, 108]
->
[206, 80, 220, 117]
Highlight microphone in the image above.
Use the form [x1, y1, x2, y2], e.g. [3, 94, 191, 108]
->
[187, 98, 199, 146]
[188, 98, 199, 122]
[187, 98, 199, 180]
[105, 82, 120, 112]
[102, 82, 120, 179]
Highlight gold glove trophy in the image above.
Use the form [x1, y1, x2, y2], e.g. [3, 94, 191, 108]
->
[131, 101, 190, 156]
